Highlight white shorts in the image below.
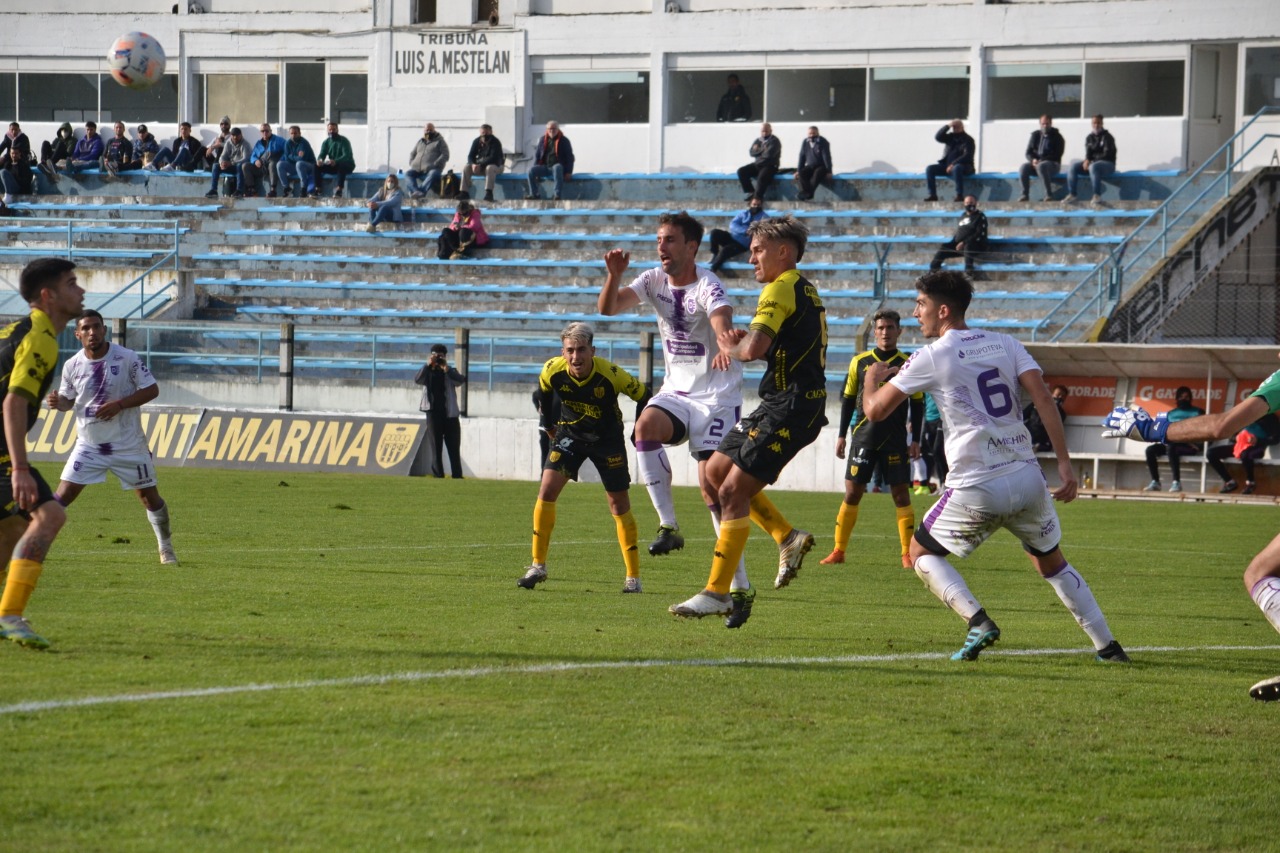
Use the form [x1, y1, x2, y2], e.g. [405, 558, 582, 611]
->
[646, 391, 741, 456]
[919, 461, 1060, 559]
[60, 444, 158, 491]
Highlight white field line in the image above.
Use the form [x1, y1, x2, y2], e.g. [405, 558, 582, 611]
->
[2, 645, 1277, 717]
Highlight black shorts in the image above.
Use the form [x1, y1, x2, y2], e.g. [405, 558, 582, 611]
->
[845, 440, 911, 486]
[0, 458, 55, 519]
[544, 432, 632, 493]
[717, 401, 827, 485]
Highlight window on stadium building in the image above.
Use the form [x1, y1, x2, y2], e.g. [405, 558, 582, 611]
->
[987, 63, 1083, 120]
[766, 68, 867, 123]
[330, 73, 368, 125]
[868, 66, 969, 121]
[1243, 47, 1280, 114]
[285, 63, 326, 124]
[1086, 60, 1183, 117]
[101, 74, 181, 124]
[0, 74, 14, 123]
[199, 73, 279, 126]
[412, 0, 437, 24]
[667, 69, 763, 123]
[19, 73, 99, 123]
[532, 71, 649, 124]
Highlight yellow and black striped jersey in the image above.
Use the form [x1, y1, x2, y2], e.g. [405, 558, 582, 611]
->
[0, 308, 59, 455]
[538, 355, 647, 442]
[839, 348, 923, 448]
[748, 269, 827, 414]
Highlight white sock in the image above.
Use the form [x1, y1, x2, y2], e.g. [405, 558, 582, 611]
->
[146, 501, 172, 548]
[636, 444, 677, 528]
[914, 554, 981, 620]
[910, 457, 927, 483]
[710, 505, 750, 591]
[1251, 577, 1280, 633]
[1044, 563, 1114, 650]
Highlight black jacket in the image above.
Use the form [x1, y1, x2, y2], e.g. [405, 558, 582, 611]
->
[717, 85, 752, 122]
[1084, 129, 1117, 164]
[952, 208, 988, 247]
[797, 135, 832, 172]
[1024, 127, 1065, 163]
[935, 125, 975, 170]
[466, 134, 504, 169]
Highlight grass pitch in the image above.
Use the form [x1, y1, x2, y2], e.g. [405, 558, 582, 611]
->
[2, 468, 1278, 851]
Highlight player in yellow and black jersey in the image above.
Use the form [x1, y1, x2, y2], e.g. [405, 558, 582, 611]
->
[0, 258, 85, 651]
[670, 215, 829, 621]
[518, 321, 651, 593]
[819, 308, 924, 569]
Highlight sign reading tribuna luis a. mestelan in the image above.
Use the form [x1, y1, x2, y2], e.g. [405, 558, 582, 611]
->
[392, 30, 515, 85]
[26, 408, 425, 476]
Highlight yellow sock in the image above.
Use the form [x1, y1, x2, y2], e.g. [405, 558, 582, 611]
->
[709, 517, 751, 594]
[532, 499, 556, 565]
[749, 492, 793, 545]
[834, 502, 859, 552]
[613, 511, 639, 579]
[896, 505, 916, 558]
[0, 559, 43, 617]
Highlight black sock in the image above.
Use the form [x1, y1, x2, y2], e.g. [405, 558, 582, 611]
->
[968, 608, 990, 629]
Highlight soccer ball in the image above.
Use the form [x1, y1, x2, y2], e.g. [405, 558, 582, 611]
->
[107, 32, 166, 90]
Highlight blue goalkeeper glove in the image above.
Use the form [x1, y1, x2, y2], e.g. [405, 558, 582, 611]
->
[1101, 406, 1169, 442]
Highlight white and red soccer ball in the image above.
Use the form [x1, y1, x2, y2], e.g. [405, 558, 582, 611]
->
[107, 32, 167, 90]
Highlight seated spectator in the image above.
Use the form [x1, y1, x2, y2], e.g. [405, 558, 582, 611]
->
[405, 122, 449, 200]
[1024, 384, 1069, 452]
[366, 174, 404, 233]
[241, 123, 286, 197]
[276, 125, 317, 198]
[101, 121, 134, 178]
[38, 122, 76, 183]
[205, 126, 248, 198]
[929, 195, 988, 279]
[459, 123, 503, 203]
[437, 198, 488, 260]
[1144, 386, 1205, 493]
[1208, 392, 1280, 495]
[1065, 114, 1117, 208]
[315, 120, 356, 198]
[0, 121, 33, 203]
[736, 122, 781, 200]
[795, 125, 832, 202]
[1018, 114, 1064, 202]
[525, 121, 573, 202]
[716, 74, 753, 123]
[151, 122, 204, 172]
[707, 195, 767, 273]
[66, 121, 104, 174]
[924, 119, 974, 202]
[203, 116, 233, 171]
[131, 124, 161, 170]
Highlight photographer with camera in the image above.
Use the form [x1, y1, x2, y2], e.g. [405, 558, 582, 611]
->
[414, 343, 467, 479]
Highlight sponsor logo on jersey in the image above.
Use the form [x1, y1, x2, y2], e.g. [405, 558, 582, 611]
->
[667, 340, 706, 357]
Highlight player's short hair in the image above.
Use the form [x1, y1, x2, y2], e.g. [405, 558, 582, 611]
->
[915, 269, 973, 317]
[872, 309, 901, 327]
[657, 211, 703, 246]
[560, 321, 594, 346]
[76, 309, 104, 329]
[748, 214, 808, 262]
[19, 258, 76, 304]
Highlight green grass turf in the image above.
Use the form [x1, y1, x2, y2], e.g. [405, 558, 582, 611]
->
[2, 468, 1278, 851]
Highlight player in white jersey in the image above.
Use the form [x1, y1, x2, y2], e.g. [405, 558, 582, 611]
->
[598, 211, 757, 628]
[861, 270, 1127, 663]
[46, 310, 177, 565]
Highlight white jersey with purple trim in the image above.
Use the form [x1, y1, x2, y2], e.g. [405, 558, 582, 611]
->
[889, 328, 1041, 488]
[625, 265, 743, 405]
[58, 342, 156, 450]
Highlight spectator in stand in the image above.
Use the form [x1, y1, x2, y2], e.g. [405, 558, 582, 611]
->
[66, 121, 104, 174]
[151, 122, 204, 172]
[100, 121, 134, 179]
[203, 116, 233, 171]
[38, 122, 75, 184]
[929, 195, 989, 279]
[716, 74, 753, 123]
[405, 122, 450, 200]
[0, 122, 33, 204]
[1207, 391, 1280, 495]
[737, 122, 781, 201]
[1018, 114, 1065, 203]
[1143, 386, 1204, 493]
[459, 123, 503, 203]
[1065, 114, 1118, 208]
[205, 127, 248, 198]
[131, 125, 160, 170]
[1025, 384, 1069, 452]
[437, 198, 489, 260]
[315, 120, 355, 199]
[366, 174, 404, 233]
[525, 121, 574, 202]
[924, 119, 975, 203]
[241, 123, 286, 198]
[707, 195, 768, 273]
[276, 125, 317, 198]
[795, 125, 832, 202]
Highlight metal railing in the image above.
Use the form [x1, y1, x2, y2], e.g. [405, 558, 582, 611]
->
[1035, 105, 1280, 342]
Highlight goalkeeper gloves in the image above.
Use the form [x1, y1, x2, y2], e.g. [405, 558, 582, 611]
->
[1101, 406, 1169, 442]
